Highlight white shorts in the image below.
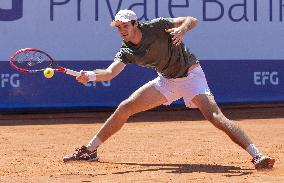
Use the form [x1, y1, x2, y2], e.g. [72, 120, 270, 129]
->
[148, 65, 212, 108]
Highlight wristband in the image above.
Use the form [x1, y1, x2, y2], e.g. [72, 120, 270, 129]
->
[85, 71, 97, 81]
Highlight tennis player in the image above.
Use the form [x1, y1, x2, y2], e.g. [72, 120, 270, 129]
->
[63, 9, 275, 169]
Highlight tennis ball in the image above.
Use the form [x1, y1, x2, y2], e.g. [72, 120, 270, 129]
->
[43, 68, 54, 78]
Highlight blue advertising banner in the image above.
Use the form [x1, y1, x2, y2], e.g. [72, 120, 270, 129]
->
[202, 60, 283, 104]
[1, 60, 283, 110]
[0, 61, 156, 110]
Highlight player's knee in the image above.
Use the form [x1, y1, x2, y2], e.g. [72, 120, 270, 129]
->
[116, 100, 135, 118]
[211, 112, 238, 132]
[204, 112, 218, 123]
[205, 112, 226, 130]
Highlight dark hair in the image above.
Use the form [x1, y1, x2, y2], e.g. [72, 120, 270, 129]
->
[131, 20, 141, 29]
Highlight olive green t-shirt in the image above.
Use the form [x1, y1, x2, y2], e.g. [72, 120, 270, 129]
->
[114, 17, 199, 79]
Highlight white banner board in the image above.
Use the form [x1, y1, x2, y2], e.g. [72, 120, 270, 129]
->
[1, 0, 284, 61]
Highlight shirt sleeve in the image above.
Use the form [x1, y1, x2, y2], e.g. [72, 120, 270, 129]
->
[114, 48, 131, 64]
[148, 17, 175, 30]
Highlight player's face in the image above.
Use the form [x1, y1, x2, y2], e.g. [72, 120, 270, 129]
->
[115, 21, 138, 42]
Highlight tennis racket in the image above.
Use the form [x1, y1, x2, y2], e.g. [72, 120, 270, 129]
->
[9, 48, 80, 77]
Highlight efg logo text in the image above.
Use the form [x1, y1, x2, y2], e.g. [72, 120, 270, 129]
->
[254, 71, 279, 86]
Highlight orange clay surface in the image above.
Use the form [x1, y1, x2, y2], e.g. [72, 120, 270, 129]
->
[0, 106, 284, 183]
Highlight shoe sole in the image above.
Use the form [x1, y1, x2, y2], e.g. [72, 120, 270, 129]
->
[255, 158, 275, 169]
[63, 156, 99, 162]
[88, 157, 99, 162]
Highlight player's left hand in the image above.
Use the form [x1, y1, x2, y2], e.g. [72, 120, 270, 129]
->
[165, 27, 186, 46]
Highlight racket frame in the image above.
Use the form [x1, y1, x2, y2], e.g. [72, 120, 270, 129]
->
[9, 48, 80, 76]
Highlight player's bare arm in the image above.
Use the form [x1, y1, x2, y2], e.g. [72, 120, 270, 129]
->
[76, 60, 126, 84]
[165, 16, 198, 46]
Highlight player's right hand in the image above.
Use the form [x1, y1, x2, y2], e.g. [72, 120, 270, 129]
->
[76, 70, 90, 85]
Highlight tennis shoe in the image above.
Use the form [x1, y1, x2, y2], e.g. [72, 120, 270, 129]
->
[252, 154, 275, 169]
[63, 145, 98, 162]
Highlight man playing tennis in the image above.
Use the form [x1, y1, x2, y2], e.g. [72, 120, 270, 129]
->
[63, 9, 275, 169]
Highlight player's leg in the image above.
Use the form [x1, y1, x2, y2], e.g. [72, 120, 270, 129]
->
[180, 65, 275, 169]
[63, 81, 168, 162]
[192, 94, 252, 149]
[192, 94, 275, 169]
[89, 82, 168, 147]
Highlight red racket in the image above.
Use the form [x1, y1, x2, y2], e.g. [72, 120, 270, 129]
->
[9, 48, 80, 76]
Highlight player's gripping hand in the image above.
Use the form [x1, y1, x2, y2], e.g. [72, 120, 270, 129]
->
[76, 70, 90, 85]
[76, 70, 97, 85]
[165, 27, 186, 46]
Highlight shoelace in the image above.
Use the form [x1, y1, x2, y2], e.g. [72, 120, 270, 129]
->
[251, 155, 263, 164]
[73, 147, 88, 157]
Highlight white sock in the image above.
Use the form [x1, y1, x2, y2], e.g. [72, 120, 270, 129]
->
[246, 144, 262, 158]
[86, 135, 102, 152]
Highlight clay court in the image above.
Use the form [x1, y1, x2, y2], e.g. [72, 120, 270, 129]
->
[0, 106, 283, 182]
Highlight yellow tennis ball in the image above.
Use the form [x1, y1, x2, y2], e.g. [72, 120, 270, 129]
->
[43, 68, 54, 78]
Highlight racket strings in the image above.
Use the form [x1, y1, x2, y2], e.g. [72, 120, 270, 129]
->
[13, 51, 51, 70]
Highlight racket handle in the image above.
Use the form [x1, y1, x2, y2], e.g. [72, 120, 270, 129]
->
[65, 69, 80, 77]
